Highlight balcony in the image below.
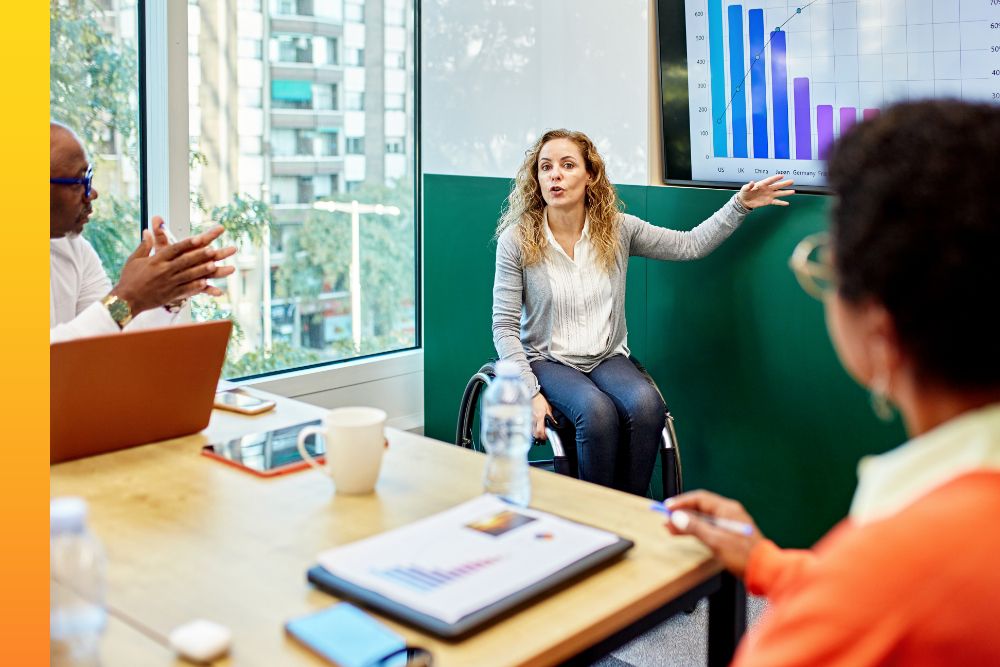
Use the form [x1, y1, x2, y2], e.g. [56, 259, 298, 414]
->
[270, 154, 344, 177]
[271, 8, 343, 38]
[270, 108, 344, 130]
[270, 62, 343, 84]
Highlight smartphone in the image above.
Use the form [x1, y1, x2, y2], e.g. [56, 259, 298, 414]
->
[285, 603, 407, 667]
[213, 388, 276, 415]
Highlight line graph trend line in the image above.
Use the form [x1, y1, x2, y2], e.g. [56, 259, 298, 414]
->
[716, 0, 824, 125]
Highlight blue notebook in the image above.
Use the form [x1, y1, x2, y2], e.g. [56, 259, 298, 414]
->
[286, 603, 406, 667]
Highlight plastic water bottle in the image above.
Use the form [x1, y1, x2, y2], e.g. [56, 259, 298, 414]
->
[51, 497, 107, 667]
[481, 360, 533, 506]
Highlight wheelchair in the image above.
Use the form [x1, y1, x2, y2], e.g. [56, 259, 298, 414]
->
[455, 356, 683, 499]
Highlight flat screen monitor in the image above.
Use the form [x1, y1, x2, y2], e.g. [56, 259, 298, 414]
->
[657, 0, 1000, 192]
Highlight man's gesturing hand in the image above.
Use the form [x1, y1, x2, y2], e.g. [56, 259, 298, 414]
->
[110, 218, 237, 315]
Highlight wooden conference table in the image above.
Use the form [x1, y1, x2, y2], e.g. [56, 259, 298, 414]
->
[50, 393, 746, 666]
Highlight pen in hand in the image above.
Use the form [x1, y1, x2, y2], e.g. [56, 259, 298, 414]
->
[650, 502, 755, 536]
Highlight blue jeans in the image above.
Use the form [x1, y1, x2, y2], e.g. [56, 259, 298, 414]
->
[531, 355, 665, 495]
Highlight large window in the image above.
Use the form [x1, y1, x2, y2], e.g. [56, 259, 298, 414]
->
[273, 34, 313, 64]
[50, 0, 141, 285]
[189, 0, 418, 378]
[52, 0, 418, 381]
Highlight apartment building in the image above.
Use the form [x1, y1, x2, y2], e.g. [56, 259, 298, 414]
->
[190, 0, 415, 364]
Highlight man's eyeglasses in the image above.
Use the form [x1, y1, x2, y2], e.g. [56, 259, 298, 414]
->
[50, 164, 94, 199]
[788, 232, 835, 300]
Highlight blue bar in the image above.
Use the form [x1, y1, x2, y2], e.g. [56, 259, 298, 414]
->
[708, 0, 728, 157]
[748, 9, 768, 158]
[379, 569, 435, 591]
[770, 30, 789, 159]
[727, 4, 748, 158]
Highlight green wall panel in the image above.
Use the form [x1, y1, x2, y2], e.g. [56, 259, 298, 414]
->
[639, 186, 906, 546]
[617, 185, 649, 363]
[423, 174, 904, 547]
[423, 174, 507, 449]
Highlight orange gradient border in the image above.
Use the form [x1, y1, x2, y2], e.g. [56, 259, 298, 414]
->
[1, 3, 47, 663]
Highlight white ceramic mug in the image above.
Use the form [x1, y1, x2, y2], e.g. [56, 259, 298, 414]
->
[296, 407, 387, 494]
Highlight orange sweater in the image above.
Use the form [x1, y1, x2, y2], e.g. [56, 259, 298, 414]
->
[733, 472, 1000, 666]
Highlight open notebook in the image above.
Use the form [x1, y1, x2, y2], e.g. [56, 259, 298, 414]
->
[307, 495, 633, 638]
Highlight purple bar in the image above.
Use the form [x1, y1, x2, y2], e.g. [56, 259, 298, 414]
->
[794, 78, 811, 159]
[817, 105, 834, 160]
[840, 107, 857, 137]
[863, 108, 880, 121]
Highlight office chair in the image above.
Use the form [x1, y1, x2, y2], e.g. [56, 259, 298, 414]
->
[455, 356, 683, 499]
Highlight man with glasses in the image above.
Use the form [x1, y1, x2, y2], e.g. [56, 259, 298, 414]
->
[50, 121, 236, 342]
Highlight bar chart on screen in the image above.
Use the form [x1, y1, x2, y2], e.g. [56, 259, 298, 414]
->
[683, 0, 1000, 187]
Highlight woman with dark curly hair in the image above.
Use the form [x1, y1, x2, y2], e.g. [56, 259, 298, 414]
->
[667, 100, 1000, 664]
[492, 129, 793, 494]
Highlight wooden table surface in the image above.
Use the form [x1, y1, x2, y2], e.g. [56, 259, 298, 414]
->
[51, 393, 719, 666]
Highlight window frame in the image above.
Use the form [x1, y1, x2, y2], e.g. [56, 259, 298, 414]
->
[140, 0, 423, 387]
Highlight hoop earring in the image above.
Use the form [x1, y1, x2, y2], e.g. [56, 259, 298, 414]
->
[869, 373, 895, 422]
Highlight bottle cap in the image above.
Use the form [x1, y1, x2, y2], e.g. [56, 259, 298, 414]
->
[494, 360, 520, 378]
[51, 497, 88, 535]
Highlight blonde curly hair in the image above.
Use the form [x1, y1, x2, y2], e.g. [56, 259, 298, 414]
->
[496, 129, 622, 270]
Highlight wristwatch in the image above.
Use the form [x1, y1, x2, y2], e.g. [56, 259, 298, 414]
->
[101, 294, 134, 329]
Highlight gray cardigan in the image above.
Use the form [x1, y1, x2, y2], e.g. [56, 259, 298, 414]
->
[492, 194, 749, 395]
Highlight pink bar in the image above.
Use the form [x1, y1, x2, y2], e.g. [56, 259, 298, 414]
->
[839, 107, 858, 136]
[863, 108, 880, 121]
[817, 105, 834, 160]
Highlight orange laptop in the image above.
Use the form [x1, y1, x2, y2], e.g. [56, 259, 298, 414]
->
[50, 320, 232, 464]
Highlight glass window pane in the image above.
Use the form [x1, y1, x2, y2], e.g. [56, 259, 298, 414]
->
[50, 0, 141, 283]
[345, 47, 364, 66]
[345, 1, 363, 23]
[190, 0, 417, 378]
[326, 37, 339, 65]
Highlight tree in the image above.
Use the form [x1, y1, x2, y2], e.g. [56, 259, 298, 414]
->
[190, 193, 273, 377]
[50, 1, 138, 151]
[51, 0, 141, 278]
[275, 179, 416, 358]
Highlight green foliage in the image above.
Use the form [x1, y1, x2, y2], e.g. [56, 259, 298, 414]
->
[52, 0, 140, 282]
[222, 340, 325, 378]
[275, 211, 350, 300]
[81, 195, 139, 284]
[275, 179, 416, 347]
[198, 193, 273, 250]
[189, 295, 307, 378]
[190, 296, 245, 348]
[50, 0, 138, 152]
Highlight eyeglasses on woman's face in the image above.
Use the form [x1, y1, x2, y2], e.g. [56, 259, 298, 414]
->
[788, 232, 835, 300]
[50, 163, 94, 199]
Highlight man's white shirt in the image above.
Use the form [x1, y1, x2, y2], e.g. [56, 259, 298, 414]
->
[50, 236, 175, 343]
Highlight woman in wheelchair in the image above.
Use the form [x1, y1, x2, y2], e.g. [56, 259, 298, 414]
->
[491, 129, 793, 495]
